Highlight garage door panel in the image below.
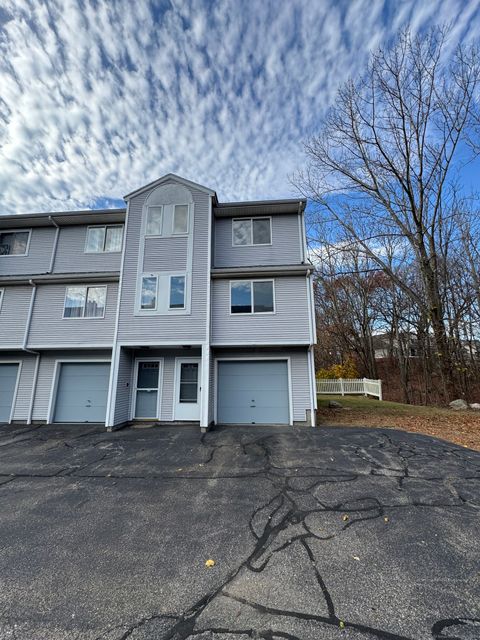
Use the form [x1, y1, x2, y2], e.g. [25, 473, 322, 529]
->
[218, 389, 287, 408]
[217, 361, 289, 425]
[54, 362, 110, 423]
[220, 374, 288, 393]
[228, 361, 287, 376]
[0, 364, 19, 422]
[217, 389, 257, 406]
[56, 373, 109, 389]
[254, 406, 288, 423]
[54, 388, 109, 404]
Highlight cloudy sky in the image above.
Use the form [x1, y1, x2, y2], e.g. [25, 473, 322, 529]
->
[0, 0, 479, 213]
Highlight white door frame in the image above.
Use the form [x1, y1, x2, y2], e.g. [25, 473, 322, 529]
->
[47, 359, 111, 424]
[131, 357, 164, 420]
[173, 357, 202, 421]
[0, 360, 22, 424]
[214, 357, 293, 426]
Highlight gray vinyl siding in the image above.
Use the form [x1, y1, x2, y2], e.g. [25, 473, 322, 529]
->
[0, 227, 56, 275]
[0, 351, 36, 421]
[211, 276, 311, 345]
[208, 347, 215, 424]
[31, 350, 112, 422]
[212, 347, 311, 422]
[143, 237, 188, 272]
[117, 180, 209, 342]
[27, 283, 118, 347]
[0, 286, 32, 347]
[53, 225, 122, 273]
[214, 214, 302, 267]
[160, 356, 175, 421]
[113, 348, 134, 425]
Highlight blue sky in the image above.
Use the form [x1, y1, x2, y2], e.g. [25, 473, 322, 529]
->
[0, 0, 479, 213]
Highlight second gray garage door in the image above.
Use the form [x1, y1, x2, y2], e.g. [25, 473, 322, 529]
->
[217, 360, 290, 425]
[53, 362, 110, 423]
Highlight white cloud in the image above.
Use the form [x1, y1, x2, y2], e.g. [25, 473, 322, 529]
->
[0, 0, 477, 213]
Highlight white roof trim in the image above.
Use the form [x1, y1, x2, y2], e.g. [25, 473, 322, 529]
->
[124, 173, 217, 200]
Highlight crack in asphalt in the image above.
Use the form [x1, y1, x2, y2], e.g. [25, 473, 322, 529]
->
[0, 425, 479, 639]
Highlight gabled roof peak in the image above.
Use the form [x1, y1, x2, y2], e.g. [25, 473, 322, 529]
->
[124, 173, 217, 200]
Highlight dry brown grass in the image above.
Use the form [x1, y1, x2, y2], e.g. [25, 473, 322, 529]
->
[317, 395, 480, 450]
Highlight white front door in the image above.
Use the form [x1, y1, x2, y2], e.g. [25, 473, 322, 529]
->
[174, 358, 201, 420]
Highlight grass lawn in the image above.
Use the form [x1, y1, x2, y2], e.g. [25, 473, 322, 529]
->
[317, 394, 480, 451]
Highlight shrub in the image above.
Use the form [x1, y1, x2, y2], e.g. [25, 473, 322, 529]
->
[316, 357, 359, 379]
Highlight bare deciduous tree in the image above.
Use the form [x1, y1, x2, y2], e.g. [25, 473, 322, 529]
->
[296, 26, 480, 401]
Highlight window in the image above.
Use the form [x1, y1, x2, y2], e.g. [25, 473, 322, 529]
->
[169, 275, 185, 309]
[173, 205, 189, 234]
[85, 225, 123, 253]
[230, 280, 274, 314]
[63, 286, 107, 318]
[0, 289, 3, 311]
[0, 231, 30, 256]
[179, 362, 198, 403]
[141, 275, 158, 310]
[232, 218, 271, 246]
[146, 206, 163, 235]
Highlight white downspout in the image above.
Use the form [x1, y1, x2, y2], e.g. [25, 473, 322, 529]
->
[27, 354, 40, 424]
[23, 280, 39, 424]
[23, 280, 36, 350]
[106, 204, 128, 429]
[48, 216, 60, 273]
[201, 194, 213, 430]
[305, 268, 316, 427]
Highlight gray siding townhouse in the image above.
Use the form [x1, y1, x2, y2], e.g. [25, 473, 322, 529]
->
[0, 174, 317, 430]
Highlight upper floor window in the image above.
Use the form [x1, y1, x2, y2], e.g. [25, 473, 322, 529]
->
[146, 206, 163, 236]
[0, 289, 3, 311]
[173, 205, 189, 234]
[63, 286, 107, 318]
[85, 225, 123, 253]
[141, 275, 158, 310]
[0, 230, 30, 256]
[230, 279, 275, 314]
[232, 217, 271, 246]
[169, 275, 185, 309]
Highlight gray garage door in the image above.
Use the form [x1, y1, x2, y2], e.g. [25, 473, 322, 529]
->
[0, 364, 19, 422]
[53, 362, 110, 423]
[217, 360, 289, 425]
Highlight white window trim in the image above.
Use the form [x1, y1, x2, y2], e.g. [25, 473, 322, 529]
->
[171, 204, 190, 236]
[136, 271, 190, 315]
[231, 217, 272, 247]
[168, 274, 186, 310]
[84, 225, 124, 254]
[0, 229, 32, 257]
[229, 279, 276, 315]
[140, 274, 158, 311]
[145, 205, 164, 237]
[0, 288, 4, 311]
[62, 285, 107, 319]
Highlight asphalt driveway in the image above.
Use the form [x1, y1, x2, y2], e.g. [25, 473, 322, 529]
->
[0, 423, 478, 640]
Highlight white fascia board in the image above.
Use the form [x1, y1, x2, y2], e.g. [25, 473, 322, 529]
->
[124, 173, 216, 200]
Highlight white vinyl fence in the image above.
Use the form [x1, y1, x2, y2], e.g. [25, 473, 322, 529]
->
[316, 378, 382, 400]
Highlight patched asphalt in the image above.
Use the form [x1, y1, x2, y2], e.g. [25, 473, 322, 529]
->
[0, 422, 478, 640]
